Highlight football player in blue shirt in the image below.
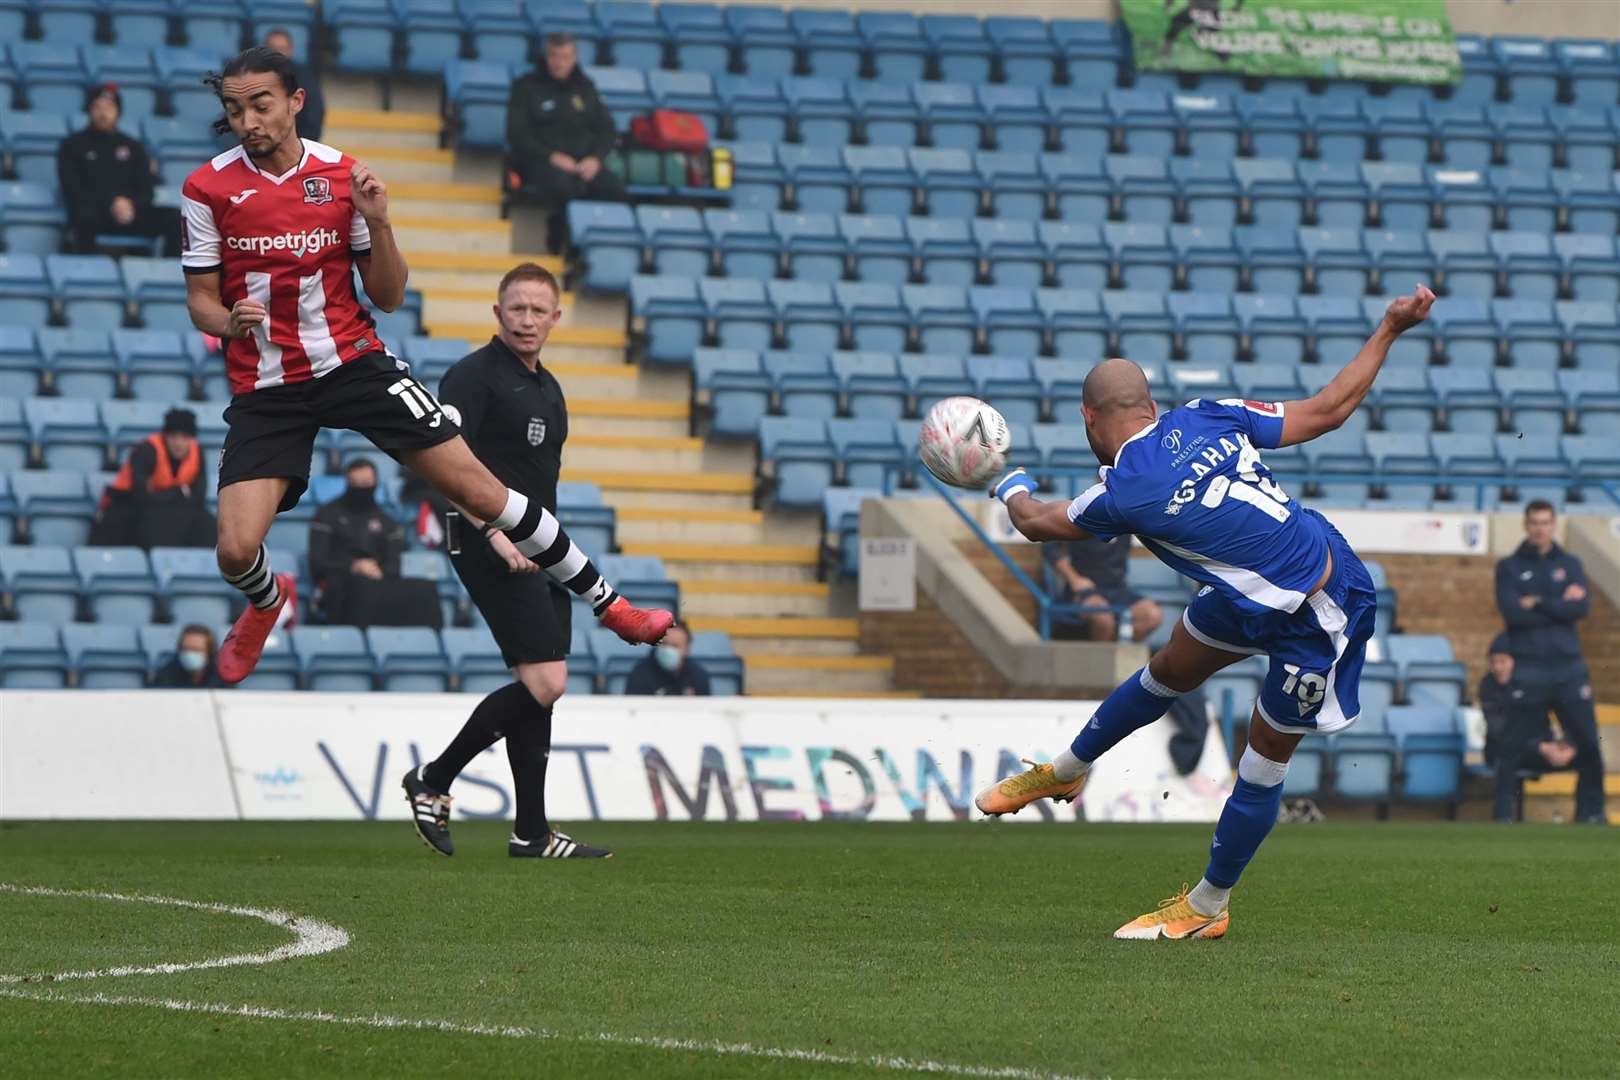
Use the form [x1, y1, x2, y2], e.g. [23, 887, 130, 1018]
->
[975, 285, 1435, 940]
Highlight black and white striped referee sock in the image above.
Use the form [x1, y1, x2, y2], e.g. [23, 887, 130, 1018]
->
[487, 489, 618, 613]
[222, 544, 281, 610]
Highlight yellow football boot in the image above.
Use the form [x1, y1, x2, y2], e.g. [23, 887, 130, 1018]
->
[973, 759, 1085, 817]
[1114, 884, 1230, 941]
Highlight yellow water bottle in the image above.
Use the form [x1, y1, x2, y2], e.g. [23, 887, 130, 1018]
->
[712, 146, 733, 191]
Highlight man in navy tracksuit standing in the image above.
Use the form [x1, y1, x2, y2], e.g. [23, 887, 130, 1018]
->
[1493, 500, 1607, 824]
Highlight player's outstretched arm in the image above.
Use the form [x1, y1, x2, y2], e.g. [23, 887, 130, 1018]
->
[1277, 284, 1435, 447]
[992, 469, 1092, 542]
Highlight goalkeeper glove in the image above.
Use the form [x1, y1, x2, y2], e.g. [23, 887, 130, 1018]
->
[991, 468, 1037, 505]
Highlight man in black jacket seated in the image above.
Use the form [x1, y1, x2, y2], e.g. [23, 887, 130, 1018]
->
[1479, 632, 1576, 822]
[308, 459, 438, 628]
[57, 84, 180, 255]
[507, 33, 628, 243]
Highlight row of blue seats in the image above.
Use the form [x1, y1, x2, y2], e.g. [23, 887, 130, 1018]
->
[720, 141, 1620, 233]
[575, 204, 1620, 303]
[0, 620, 743, 694]
[0, 2, 312, 60]
[0, 111, 236, 187]
[756, 413, 1620, 508]
[696, 348, 1620, 432]
[448, 60, 1620, 164]
[0, 544, 673, 629]
[0, 254, 424, 347]
[0, 43, 300, 120]
[632, 276, 1620, 370]
[428, 5, 1620, 105]
[1281, 706, 1469, 805]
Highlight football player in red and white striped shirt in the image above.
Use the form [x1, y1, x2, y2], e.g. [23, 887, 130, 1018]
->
[182, 48, 671, 682]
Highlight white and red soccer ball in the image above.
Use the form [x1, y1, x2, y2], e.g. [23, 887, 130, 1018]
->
[917, 396, 1012, 489]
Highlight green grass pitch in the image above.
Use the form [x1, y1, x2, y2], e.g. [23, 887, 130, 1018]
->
[2, 820, 1616, 1078]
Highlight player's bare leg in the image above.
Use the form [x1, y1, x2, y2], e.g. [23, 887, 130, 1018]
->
[400, 437, 672, 645]
[975, 618, 1248, 816]
[214, 477, 297, 684]
[1115, 711, 1301, 940]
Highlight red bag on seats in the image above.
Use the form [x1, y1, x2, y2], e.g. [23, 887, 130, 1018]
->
[630, 109, 710, 153]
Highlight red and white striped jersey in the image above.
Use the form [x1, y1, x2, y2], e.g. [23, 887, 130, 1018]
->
[180, 139, 387, 396]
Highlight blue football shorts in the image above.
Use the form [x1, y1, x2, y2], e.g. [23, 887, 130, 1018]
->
[1179, 520, 1377, 736]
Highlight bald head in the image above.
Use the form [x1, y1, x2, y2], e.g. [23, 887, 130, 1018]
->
[1082, 358, 1152, 415]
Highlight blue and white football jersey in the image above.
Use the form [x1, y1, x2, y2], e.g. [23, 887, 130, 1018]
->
[1066, 399, 1328, 618]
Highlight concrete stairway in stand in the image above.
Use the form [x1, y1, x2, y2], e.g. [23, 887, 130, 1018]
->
[323, 78, 911, 697]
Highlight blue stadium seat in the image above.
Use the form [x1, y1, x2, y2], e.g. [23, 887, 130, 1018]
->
[1032, 358, 1087, 424]
[1043, 87, 1110, 159]
[39, 329, 119, 400]
[0, 181, 65, 255]
[0, 253, 51, 326]
[775, 211, 844, 283]
[972, 286, 1043, 356]
[444, 59, 511, 150]
[1554, 234, 1620, 305]
[1041, 152, 1109, 222]
[902, 285, 973, 355]
[367, 626, 450, 692]
[911, 148, 979, 220]
[1235, 226, 1305, 295]
[1028, 424, 1094, 479]
[846, 80, 918, 149]
[75, 546, 158, 627]
[1371, 366, 1438, 431]
[1559, 301, 1620, 374]
[1493, 37, 1560, 104]
[46, 255, 126, 331]
[701, 277, 773, 352]
[831, 349, 906, 420]
[922, 15, 992, 85]
[1236, 95, 1305, 160]
[1233, 362, 1301, 402]
[705, 208, 778, 281]
[325, 0, 396, 76]
[24, 397, 105, 471]
[1, 543, 78, 623]
[1497, 368, 1568, 438]
[1107, 90, 1175, 160]
[857, 12, 926, 84]
[1168, 362, 1237, 405]
[978, 84, 1048, 155]
[397, 0, 466, 77]
[0, 324, 41, 399]
[630, 275, 704, 365]
[770, 280, 841, 354]
[119, 257, 191, 335]
[1425, 166, 1492, 233]
[639, 205, 710, 280]
[1561, 369, 1620, 433]
[11, 42, 89, 114]
[986, 16, 1058, 88]
[1362, 98, 1430, 166]
[1491, 166, 1558, 234]
[845, 145, 913, 218]
[694, 348, 769, 437]
[594, 3, 664, 73]
[9, 470, 93, 547]
[905, 217, 975, 288]
[1169, 225, 1239, 295]
[1330, 731, 1397, 802]
[765, 350, 839, 420]
[1170, 159, 1239, 230]
[759, 417, 834, 508]
[974, 219, 1044, 291]
[151, 546, 235, 626]
[1299, 228, 1371, 297]
[568, 202, 642, 295]
[1494, 299, 1561, 370]
[716, 75, 790, 145]
[1104, 290, 1171, 365]
[660, 3, 730, 75]
[1231, 293, 1303, 366]
[1364, 230, 1435, 297]
[1554, 40, 1617, 106]
[792, 8, 862, 80]
[822, 487, 872, 577]
[839, 214, 910, 286]
[1233, 156, 1308, 229]
[0, 622, 68, 688]
[1039, 222, 1107, 292]
[778, 143, 850, 216]
[899, 353, 973, 417]
[969, 355, 1040, 426]
[1299, 94, 1368, 164]
[727, 6, 796, 78]
[440, 626, 511, 694]
[1169, 293, 1239, 366]
[0, 108, 68, 185]
[1039, 287, 1107, 358]
[1175, 92, 1240, 161]
[0, 400, 24, 475]
[1106, 155, 1175, 225]
[461, 1, 528, 66]
[1299, 161, 1369, 230]
[1050, 18, 1119, 90]
[834, 284, 907, 355]
[827, 419, 901, 489]
[782, 76, 854, 146]
[1103, 223, 1173, 293]
[1427, 230, 1493, 300]
[589, 64, 655, 128]
[292, 626, 374, 692]
[688, 631, 742, 693]
[62, 623, 146, 689]
[599, 554, 678, 616]
[1564, 435, 1620, 491]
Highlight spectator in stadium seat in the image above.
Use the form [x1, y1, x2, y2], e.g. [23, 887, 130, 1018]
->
[57, 83, 181, 256]
[1045, 536, 1163, 643]
[507, 32, 629, 247]
[152, 624, 227, 688]
[1480, 632, 1577, 822]
[624, 623, 711, 696]
[1494, 500, 1607, 824]
[265, 28, 324, 141]
[308, 458, 437, 628]
[92, 408, 217, 550]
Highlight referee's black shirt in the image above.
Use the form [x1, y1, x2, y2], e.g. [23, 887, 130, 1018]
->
[438, 335, 568, 512]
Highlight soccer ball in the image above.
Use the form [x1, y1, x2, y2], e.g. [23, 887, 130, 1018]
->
[917, 397, 1012, 490]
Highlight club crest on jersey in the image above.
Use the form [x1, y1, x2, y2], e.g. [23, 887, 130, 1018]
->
[302, 176, 333, 205]
[527, 417, 546, 446]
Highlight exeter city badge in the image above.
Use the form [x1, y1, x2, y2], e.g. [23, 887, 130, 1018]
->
[527, 417, 546, 446]
[303, 176, 333, 205]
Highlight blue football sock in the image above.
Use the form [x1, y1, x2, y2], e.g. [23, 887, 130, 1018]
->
[1068, 666, 1182, 765]
[1203, 746, 1289, 889]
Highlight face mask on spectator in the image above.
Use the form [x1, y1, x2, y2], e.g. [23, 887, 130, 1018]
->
[655, 644, 682, 673]
[342, 484, 376, 510]
[179, 650, 208, 674]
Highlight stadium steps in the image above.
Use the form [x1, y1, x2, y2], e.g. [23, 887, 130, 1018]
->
[620, 542, 821, 566]
[393, 216, 513, 256]
[743, 654, 896, 695]
[1521, 774, 1620, 797]
[561, 469, 753, 495]
[675, 579, 833, 618]
[616, 506, 816, 546]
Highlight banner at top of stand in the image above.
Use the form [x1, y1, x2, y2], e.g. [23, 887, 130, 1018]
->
[1119, 0, 1462, 85]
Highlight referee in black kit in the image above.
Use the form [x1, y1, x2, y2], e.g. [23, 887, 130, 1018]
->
[401, 262, 614, 859]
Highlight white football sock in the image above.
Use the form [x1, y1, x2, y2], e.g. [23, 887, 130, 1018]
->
[1051, 748, 1092, 783]
[1188, 877, 1230, 917]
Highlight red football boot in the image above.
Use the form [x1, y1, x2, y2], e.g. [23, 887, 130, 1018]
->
[598, 596, 674, 646]
[217, 573, 296, 685]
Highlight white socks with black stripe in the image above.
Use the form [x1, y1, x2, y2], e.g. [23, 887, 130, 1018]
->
[222, 545, 280, 610]
[487, 489, 617, 613]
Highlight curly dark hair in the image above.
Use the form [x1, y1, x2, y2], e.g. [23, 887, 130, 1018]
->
[206, 47, 302, 137]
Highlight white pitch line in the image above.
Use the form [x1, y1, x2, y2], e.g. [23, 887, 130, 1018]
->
[0, 883, 349, 984]
[0, 988, 1101, 1080]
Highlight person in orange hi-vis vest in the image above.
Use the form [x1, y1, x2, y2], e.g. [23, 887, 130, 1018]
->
[92, 408, 216, 549]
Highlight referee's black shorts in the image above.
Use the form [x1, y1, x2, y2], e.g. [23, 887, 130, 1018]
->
[448, 514, 572, 668]
[218, 352, 460, 513]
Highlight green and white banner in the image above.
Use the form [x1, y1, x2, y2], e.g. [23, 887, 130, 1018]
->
[1119, 0, 1462, 84]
